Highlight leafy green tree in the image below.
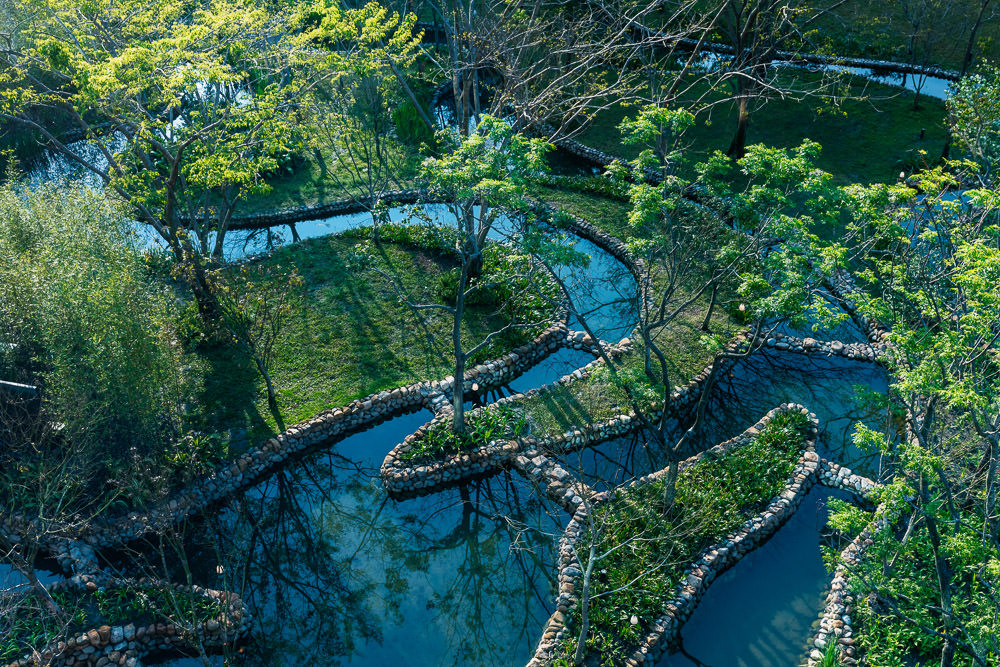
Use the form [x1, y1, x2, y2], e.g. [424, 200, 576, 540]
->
[833, 165, 1000, 666]
[0, 181, 189, 619]
[0, 0, 418, 317]
[294, 1, 423, 236]
[380, 116, 558, 433]
[590, 135, 846, 506]
[948, 63, 1000, 181]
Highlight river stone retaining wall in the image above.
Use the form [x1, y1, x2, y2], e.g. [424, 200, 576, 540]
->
[2, 575, 250, 667]
[803, 460, 882, 666]
[527, 403, 820, 666]
[629, 23, 961, 82]
[762, 331, 878, 362]
[804, 503, 890, 667]
[828, 271, 891, 351]
[510, 448, 599, 514]
[818, 459, 879, 497]
[186, 189, 436, 231]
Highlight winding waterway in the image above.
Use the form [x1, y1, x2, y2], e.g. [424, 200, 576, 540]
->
[11, 70, 903, 667]
[133, 207, 881, 667]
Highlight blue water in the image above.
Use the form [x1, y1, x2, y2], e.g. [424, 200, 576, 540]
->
[659, 487, 850, 667]
[186, 410, 565, 667]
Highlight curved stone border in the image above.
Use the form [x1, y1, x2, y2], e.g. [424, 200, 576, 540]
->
[630, 22, 961, 83]
[762, 331, 878, 362]
[828, 271, 892, 350]
[804, 504, 889, 667]
[800, 460, 882, 666]
[2, 574, 250, 667]
[186, 189, 436, 230]
[380, 328, 583, 496]
[527, 403, 820, 666]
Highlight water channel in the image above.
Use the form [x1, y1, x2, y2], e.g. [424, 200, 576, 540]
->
[116, 201, 882, 667]
[13, 65, 905, 667]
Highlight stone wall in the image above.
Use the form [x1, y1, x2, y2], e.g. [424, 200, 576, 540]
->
[527, 403, 821, 667]
[186, 189, 437, 231]
[804, 504, 889, 667]
[761, 331, 879, 362]
[629, 24, 961, 82]
[2, 575, 250, 667]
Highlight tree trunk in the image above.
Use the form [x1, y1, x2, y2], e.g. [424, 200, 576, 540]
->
[175, 244, 220, 323]
[727, 96, 750, 159]
[962, 0, 992, 77]
[986, 437, 999, 543]
[289, 223, 300, 243]
[452, 264, 467, 433]
[313, 147, 328, 179]
[701, 283, 720, 331]
[661, 457, 680, 511]
[254, 355, 277, 407]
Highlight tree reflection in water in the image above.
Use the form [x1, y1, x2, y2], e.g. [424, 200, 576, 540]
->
[696, 348, 892, 477]
[187, 412, 564, 667]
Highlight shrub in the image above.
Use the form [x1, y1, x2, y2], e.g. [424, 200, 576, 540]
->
[400, 405, 528, 462]
[0, 181, 190, 507]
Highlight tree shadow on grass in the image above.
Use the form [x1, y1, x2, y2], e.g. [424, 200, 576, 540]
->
[193, 340, 274, 447]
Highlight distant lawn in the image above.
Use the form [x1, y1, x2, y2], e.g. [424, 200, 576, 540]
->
[186, 228, 554, 445]
[575, 69, 950, 185]
[236, 142, 424, 217]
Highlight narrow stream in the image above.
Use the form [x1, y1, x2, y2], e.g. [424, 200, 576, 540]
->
[657, 487, 851, 667]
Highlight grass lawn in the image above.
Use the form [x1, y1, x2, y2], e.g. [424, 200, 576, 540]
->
[551, 409, 809, 665]
[235, 142, 424, 217]
[186, 228, 553, 445]
[575, 69, 951, 185]
[514, 292, 739, 441]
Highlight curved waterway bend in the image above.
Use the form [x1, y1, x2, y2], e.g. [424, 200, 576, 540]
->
[18, 187, 880, 665]
[657, 487, 853, 667]
[131, 205, 876, 667]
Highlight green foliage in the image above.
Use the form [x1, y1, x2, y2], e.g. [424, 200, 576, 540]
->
[949, 63, 1000, 181]
[560, 410, 810, 664]
[423, 115, 553, 212]
[164, 431, 230, 484]
[399, 405, 528, 463]
[698, 141, 848, 327]
[394, 100, 436, 146]
[0, 181, 188, 506]
[1, 584, 225, 662]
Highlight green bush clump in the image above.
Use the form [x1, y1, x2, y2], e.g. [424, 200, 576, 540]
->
[557, 410, 810, 665]
[400, 405, 528, 463]
[0, 584, 224, 662]
[393, 100, 436, 147]
[535, 174, 628, 200]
